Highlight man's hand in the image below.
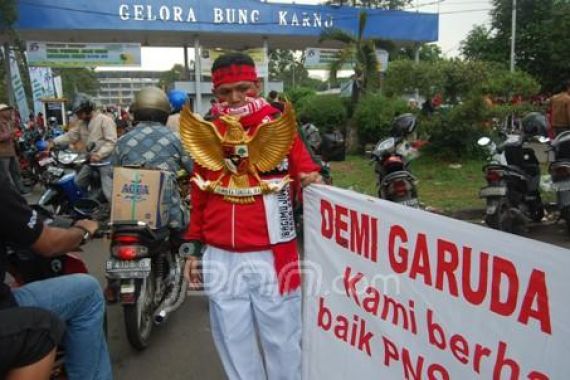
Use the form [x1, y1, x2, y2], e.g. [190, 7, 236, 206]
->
[299, 171, 324, 188]
[74, 219, 99, 236]
[89, 153, 102, 163]
[184, 257, 202, 290]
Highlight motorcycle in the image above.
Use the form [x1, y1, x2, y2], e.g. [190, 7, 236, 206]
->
[478, 112, 548, 234]
[106, 220, 187, 350]
[39, 148, 109, 219]
[546, 130, 570, 232]
[370, 113, 421, 208]
[300, 121, 333, 185]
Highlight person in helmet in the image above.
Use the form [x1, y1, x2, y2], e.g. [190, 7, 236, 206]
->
[111, 87, 193, 230]
[52, 93, 117, 201]
[166, 89, 189, 137]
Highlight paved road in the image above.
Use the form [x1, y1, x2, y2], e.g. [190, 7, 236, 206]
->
[82, 238, 225, 380]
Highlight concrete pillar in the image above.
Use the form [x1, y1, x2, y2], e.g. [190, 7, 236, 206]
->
[263, 38, 269, 97]
[194, 37, 202, 115]
[183, 44, 190, 81]
[3, 43, 15, 106]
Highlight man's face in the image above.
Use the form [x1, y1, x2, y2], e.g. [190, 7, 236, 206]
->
[214, 80, 260, 108]
[75, 109, 91, 122]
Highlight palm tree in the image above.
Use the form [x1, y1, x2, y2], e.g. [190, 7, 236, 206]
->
[319, 11, 386, 152]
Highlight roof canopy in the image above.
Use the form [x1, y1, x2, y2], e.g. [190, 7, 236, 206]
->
[10, 0, 438, 49]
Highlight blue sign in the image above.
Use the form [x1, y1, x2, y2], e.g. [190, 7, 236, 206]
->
[14, 0, 438, 43]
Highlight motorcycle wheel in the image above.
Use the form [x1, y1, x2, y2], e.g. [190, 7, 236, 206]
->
[485, 198, 513, 232]
[123, 273, 155, 350]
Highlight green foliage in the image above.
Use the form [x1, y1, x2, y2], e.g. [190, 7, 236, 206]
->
[159, 64, 185, 90]
[269, 49, 324, 91]
[298, 95, 348, 132]
[284, 87, 316, 110]
[420, 96, 489, 159]
[353, 94, 409, 144]
[53, 68, 99, 99]
[461, 0, 570, 92]
[395, 44, 443, 63]
[385, 60, 540, 104]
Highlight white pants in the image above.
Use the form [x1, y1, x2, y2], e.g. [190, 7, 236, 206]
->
[203, 246, 302, 380]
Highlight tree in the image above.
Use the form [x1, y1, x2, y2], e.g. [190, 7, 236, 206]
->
[159, 64, 186, 90]
[269, 49, 312, 90]
[53, 68, 99, 99]
[396, 43, 443, 63]
[461, 0, 570, 92]
[319, 11, 381, 152]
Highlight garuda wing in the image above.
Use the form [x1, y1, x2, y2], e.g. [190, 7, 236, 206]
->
[179, 105, 225, 171]
[248, 102, 298, 173]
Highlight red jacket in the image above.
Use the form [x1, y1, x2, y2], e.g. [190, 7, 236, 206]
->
[184, 105, 320, 252]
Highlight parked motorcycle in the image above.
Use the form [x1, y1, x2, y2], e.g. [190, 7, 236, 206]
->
[478, 112, 548, 234]
[547, 130, 570, 232]
[370, 113, 421, 208]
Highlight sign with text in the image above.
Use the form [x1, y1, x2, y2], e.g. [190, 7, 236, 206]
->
[200, 48, 268, 78]
[302, 185, 570, 379]
[27, 42, 141, 68]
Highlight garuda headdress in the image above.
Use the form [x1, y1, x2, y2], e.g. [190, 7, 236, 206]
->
[179, 103, 298, 204]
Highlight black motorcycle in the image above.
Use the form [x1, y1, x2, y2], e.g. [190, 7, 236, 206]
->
[106, 222, 187, 350]
[478, 112, 548, 234]
[370, 114, 420, 208]
[547, 130, 570, 232]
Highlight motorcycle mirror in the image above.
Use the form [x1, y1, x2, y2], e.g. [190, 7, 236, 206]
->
[477, 137, 491, 147]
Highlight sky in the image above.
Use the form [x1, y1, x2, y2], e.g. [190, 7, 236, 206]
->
[106, 0, 493, 71]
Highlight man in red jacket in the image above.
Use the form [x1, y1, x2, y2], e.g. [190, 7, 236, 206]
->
[182, 52, 321, 380]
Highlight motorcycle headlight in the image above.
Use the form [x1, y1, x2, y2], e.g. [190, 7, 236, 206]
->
[58, 152, 78, 165]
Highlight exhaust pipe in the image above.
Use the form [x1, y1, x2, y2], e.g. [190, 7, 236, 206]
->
[153, 254, 187, 325]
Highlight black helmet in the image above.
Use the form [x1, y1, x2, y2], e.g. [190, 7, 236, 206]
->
[71, 93, 95, 114]
[522, 112, 547, 137]
[391, 113, 417, 138]
[132, 87, 170, 124]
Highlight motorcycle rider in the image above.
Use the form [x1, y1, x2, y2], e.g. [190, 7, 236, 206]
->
[112, 86, 193, 230]
[0, 176, 112, 379]
[106, 87, 193, 304]
[51, 93, 117, 201]
[166, 89, 188, 137]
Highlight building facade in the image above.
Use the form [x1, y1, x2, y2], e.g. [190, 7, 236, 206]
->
[95, 71, 162, 107]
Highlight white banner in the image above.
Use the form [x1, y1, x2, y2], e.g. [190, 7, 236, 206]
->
[302, 185, 570, 379]
[29, 67, 56, 115]
[8, 50, 30, 123]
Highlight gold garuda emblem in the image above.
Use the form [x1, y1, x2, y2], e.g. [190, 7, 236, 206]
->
[179, 103, 297, 204]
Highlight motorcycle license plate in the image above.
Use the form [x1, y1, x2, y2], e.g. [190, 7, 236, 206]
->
[38, 157, 54, 167]
[399, 198, 420, 208]
[554, 180, 570, 192]
[47, 166, 64, 176]
[479, 187, 507, 198]
[106, 258, 151, 278]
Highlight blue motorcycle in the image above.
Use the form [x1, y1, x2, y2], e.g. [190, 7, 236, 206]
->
[38, 149, 109, 217]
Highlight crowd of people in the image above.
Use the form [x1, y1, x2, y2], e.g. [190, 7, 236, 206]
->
[0, 52, 322, 380]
